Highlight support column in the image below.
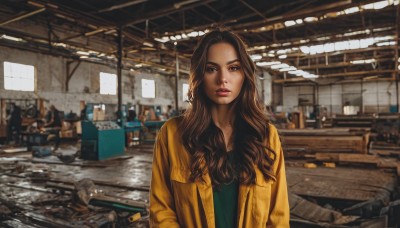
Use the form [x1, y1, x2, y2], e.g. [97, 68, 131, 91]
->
[396, 3, 399, 112]
[175, 52, 179, 112]
[117, 26, 123, 115]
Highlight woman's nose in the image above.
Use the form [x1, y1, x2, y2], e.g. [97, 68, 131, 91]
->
[217, 69, 228, 84]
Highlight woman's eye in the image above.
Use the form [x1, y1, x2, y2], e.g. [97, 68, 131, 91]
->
[229, 65, 241, 71]
[206, 66, 217, 73]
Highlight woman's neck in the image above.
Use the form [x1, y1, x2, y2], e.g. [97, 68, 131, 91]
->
[211, 105, 236, 151]
[210, 105, 235, 128]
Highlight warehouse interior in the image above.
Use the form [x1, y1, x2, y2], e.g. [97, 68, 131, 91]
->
[0, 0, 400, 227]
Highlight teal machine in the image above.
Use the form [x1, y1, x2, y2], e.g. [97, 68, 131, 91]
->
[81, 103, 125, 160]
[81, 121, 125, 160]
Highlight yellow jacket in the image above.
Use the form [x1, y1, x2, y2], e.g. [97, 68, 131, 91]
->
[150, 118, 289, 228]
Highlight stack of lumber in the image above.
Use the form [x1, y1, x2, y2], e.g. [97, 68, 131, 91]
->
[332, 114, 375, 128]
[279, 128, 370, 157]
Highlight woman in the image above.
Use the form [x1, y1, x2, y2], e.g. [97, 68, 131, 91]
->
[150, 28, 289, 227]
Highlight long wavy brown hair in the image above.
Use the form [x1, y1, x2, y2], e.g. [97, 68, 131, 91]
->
[178, 28, 277, 186]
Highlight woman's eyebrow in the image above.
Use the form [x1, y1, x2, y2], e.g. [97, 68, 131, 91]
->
[206, 59, 240, 66]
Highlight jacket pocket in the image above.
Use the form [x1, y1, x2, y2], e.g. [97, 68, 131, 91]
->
[170, 167, 196, 205]
[252, 176, 273, 223]
[169, 167, 198, 223]
[170, 167, 191, 183]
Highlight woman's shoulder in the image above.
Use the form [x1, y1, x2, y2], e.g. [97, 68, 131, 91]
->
[267, 122, 278, 135]
[162, 116, 182, 129]
[158, 116, 183, 136]
[266, 122, 281, 148]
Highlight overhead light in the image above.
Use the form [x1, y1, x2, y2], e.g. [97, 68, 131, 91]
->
[154, 37, 169, 43]
[250, 54, 262, 60]
[271, 63, 289, 69]
[304, 17, 318, 22]
[350, 59, 376, 64]
[174, 0, 200, 9]
[303, 74, 318, 78]
[187, 31, 199, 37]
[278, 55, 287, 59]
[279, 67, 296, 72]
[343, 7, 359, 14]
[143, 41, 154, 47]
[288, 70, 302, 75]
[52, 42, 67, 47]
[76, 51, 90, 55]
[284, 21, 296, 27]
[256, 61, 281, 66]
[1, 35, 24, 42]
[362, 1, 389, 10]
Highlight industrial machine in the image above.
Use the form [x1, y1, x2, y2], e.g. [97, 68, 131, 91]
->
[81, 121, 125, 160]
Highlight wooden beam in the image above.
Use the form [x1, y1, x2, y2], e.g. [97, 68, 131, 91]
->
[59, 27, 113, 42]
[122, 0, 215, 27]
[230, 0, 353, 31]
[125, 57, 190, 75]
[296, 58, 395, 70]
[98, 0, 147, 13]
[274, 76, 397, 84]
[0, 8, 45, 26]
[66, 60, 81, 92]
[239, 0, 266, 19]
[320, 70, 395, 78]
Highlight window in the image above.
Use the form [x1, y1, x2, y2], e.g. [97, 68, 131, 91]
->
[182, 83, 189, 102]
[99, 72, 117, 95]
[4, 61, 35, 91]
[342, 93, 361, 115]
[142, 79, 155, 98]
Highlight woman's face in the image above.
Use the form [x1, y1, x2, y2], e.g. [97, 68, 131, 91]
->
[203, 42, 245, 106]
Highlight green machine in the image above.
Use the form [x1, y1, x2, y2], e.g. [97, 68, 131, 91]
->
[81, 121, 125, 160]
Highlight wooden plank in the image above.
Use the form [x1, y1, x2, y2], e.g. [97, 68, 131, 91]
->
[289, 193, 358, 224]
[314, 153, 399, 169]
[315, 153, 379, 164]
[287, 166, 396, 202]
[279, 128, 370, 136]
[279, 128, 370, 154]
[2, 147, 28, 153]
[360, 216, 388, 228]
[282, 135, 367, 153]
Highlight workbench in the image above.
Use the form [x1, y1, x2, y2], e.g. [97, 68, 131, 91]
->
[21, 131, 50, 150]
[124, 120, 165, 145]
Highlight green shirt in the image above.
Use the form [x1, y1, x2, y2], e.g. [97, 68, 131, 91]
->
[213, 152, 239, 228]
